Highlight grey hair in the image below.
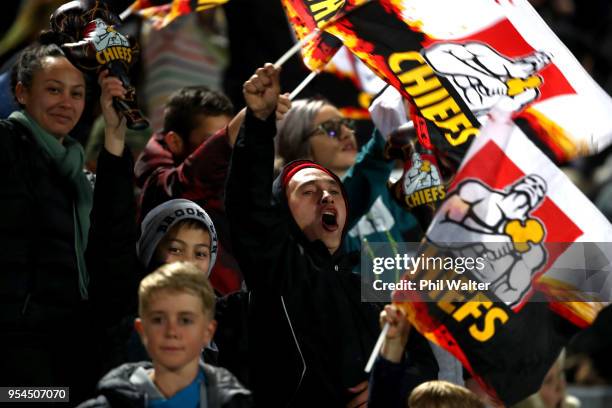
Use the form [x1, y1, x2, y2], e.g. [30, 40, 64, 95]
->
[276, 98, 329, 166]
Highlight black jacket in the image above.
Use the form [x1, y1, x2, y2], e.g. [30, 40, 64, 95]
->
[0, 117, 137, 324]
[77, 361, 252, 408]
[0, 118, 138, 397]
[368, 354, 439, 408]
[225, 111, 437, 407]
[0, 118, 84, 314]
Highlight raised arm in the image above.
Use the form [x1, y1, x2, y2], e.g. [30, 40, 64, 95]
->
[88, 70, 138, 324]
[138, 93, 292, 218]
[369, 305, 439, 408]
[225, 64, 289, 290]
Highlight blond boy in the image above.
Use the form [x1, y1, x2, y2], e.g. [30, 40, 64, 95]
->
[78, 262, 251, 407]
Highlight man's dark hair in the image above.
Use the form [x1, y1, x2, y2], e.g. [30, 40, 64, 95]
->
[162, 86, 234, 139]
[11, 42, 66, 107]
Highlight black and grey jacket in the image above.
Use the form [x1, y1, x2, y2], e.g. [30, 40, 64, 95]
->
[77, 361, 251, 408]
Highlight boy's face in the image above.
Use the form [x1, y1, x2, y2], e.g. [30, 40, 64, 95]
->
[286, 168, 346, 254]
[155, 224, 211, 274]
[135, 289, 216, 373]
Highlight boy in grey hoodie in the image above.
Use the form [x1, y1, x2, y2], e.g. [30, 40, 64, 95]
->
[78, 262, 251, 408]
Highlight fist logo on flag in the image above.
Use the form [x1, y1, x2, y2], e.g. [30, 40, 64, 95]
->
[321, 0, 612, 162]
[429, 175, 548, 307]
[389, 102, 612, 405]
[423, 42, 551, 114]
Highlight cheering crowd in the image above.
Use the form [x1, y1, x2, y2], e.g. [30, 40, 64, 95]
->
[1, 0, 612, 407]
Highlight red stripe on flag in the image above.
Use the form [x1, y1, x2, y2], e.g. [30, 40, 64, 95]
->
[177, 0, 191, 14]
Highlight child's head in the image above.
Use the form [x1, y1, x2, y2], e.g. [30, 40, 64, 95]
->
[135, 262, 216, 373]
[409, 380, 485, 408]
[138, 199, 218, 275]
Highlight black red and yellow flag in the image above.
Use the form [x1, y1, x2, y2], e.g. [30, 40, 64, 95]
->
[127, 0, 228, 28]
[388, 104, 612, 405]
[323, 0, 612, 164]
[281, 0, 371, 72]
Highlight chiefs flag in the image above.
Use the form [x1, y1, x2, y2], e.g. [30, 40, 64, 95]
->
[322, 46, 387, 120]
[280, 0, 371, 71]
[322, 0, 612, 164]
[392, 102, 612, 405]
[127, 0, 227, 28]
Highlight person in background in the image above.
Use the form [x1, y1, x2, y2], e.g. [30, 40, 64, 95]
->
[133, 199, 251, 387]
[135, 85, 291, 295]
[135, 85, 240, 294]
[512, 351, 580, 408]
[0, 40, 136, 401]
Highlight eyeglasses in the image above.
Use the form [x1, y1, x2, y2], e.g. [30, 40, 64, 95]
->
[308, 118, 356, 139]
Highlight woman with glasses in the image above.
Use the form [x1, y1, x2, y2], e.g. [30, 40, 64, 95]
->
[276, 98, 420, 260]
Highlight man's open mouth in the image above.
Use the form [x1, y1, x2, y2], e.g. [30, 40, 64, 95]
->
[322, 210, 338, 232]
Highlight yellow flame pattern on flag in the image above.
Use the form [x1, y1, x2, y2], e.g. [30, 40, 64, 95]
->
[133, 0, 228, 29]
[523, 107, 587, 160]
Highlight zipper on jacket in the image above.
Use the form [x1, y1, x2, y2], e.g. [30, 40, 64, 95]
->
[280, 295, 306, 407]
[21, 293, 32, 315]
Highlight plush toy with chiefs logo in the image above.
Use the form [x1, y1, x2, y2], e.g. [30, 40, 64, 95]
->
[384, 123, 447, 231]
[370, 86, 451, 231]
[49, 0, 149, 130]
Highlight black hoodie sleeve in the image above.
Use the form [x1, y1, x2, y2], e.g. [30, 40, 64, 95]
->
[87, 147, 139, 323]
[86, 147, 139, 374]
[225, 109, 290, 291]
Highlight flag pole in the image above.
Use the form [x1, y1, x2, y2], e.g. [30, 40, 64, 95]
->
[289, 71, 318, 100]
[119, 5, 134, 20]
[274, 29, 320, 68]
[276, 1, 372, 68]
[365, 322, 389, 373]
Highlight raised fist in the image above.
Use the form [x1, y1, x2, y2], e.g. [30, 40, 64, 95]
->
[243, 63, 281, 121]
